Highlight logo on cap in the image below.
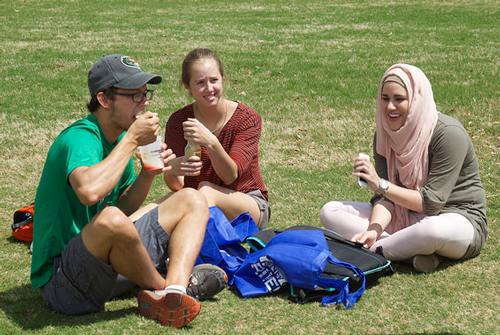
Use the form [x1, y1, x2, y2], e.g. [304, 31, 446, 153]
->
[121, 56, 140, 69]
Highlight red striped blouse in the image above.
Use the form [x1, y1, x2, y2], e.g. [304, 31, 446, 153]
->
[165, 102, 268, 201]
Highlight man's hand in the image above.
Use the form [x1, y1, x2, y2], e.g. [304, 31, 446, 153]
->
[129, 111, 160, 146]
[136, 143, 177, 176]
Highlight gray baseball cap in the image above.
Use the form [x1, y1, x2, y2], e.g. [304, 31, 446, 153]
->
[88, 54, 162, 96]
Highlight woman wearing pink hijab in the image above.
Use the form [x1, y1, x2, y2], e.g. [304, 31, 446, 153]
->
[320, 64, 487, 272]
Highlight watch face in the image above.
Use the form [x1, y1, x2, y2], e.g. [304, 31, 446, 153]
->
[380, 179, 390, 189]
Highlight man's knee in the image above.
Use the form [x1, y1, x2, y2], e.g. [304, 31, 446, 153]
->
[82, 206, 140, 263]
[176, 187, 208, 209]
[157, 188, 209, 224]
[93, 206, 135, 236]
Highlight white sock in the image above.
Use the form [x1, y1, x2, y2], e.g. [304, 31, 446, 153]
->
[164, 284, 186, 294]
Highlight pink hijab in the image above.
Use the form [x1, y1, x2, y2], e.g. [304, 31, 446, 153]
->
[375, 64, 439, 233]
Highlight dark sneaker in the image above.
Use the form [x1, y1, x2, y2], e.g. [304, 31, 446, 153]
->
[187, 264, 228, 300]
[137, 290, 201, 328]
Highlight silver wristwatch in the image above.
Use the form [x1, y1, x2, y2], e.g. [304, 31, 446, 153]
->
[376, 178, 390, 196]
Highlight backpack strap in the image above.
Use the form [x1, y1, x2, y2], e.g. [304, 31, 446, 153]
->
[317, 254, 366, 308]
[11, 215, 33, 230]
[12, 203, 34, 231]
[290, 253, 366, 308]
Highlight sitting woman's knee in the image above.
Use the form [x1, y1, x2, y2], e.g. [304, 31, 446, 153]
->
[197, 181, 215, 194]
[414, 218, 450, 242]
[320, 201, 343, 221]
[197, 181, 217, 202]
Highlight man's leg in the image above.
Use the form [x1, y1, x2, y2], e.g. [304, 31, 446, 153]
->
[41, 205, 167, 315]
[81, 188, 209, 327]
[156, 188, 209, 288]
[81, 206, 166, 290]
[40, 233, 119, 315]
[82, 188, 208, 291]
[136, 188, 209, 328]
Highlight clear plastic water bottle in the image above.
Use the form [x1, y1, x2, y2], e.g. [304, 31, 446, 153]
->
[185, 141, 201, 176]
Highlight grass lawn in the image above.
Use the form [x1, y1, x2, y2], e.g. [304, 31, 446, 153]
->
[1, 1, 499, 334]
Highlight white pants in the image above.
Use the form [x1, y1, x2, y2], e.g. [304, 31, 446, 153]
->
[320, 201, 474, 261]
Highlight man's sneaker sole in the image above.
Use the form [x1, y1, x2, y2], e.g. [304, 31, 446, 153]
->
[137, 290, 201, 328]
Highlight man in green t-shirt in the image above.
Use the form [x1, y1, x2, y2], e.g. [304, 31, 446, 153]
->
[31, 54, 226, 328]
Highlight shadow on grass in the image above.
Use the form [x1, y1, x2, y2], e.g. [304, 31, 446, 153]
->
[226, 272, 393, 308]
[6, 235, 32, 249]
[391, 258, 461, 275]
[0, 284, 138, 331]
[2, 236, 145, 331]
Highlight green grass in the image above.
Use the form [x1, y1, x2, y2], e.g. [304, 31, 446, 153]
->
[1, 0, 499, 334]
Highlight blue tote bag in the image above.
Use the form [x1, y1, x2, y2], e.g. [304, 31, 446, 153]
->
[196, 206, 259, 284]
[232, 230, 366, 308]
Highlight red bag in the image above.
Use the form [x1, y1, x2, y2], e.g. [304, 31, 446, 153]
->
[12, 203, 34, 242]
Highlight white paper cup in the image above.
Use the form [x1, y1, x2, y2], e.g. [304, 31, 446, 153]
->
[139, 135, 164, 170]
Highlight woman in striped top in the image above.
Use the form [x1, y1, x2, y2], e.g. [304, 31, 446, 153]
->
[164, 49, 270, 229]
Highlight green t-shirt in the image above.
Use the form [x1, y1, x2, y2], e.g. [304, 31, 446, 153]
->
[31, 114, 135, 289]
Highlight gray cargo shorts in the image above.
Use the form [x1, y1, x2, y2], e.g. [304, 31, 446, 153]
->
[40, 207, 169, 315]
